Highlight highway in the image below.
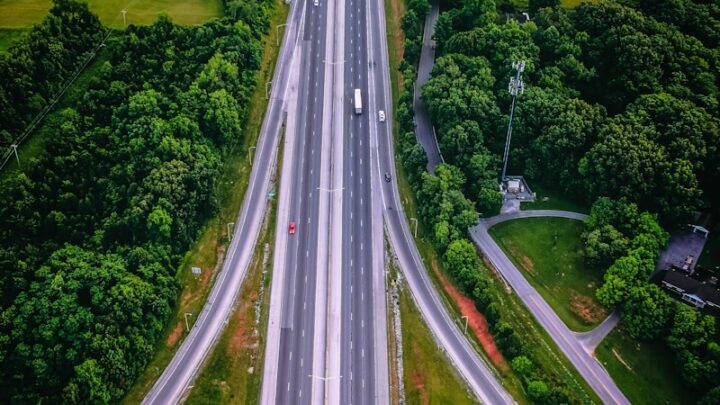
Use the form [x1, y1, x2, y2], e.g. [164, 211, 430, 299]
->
[471, 210, 630, 405]
[366, 0, 514, 401]
[141, 0, 306, 402]
[338, 0, 390, 399]
[262, 0, 333, 402]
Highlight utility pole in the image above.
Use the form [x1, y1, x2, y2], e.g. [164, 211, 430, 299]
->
[500, 60, 525, 182]
[266, 81, 272, 100]
[227, 222, 235, 240]
[276, 24, 287, 46]
[461, 315, 469, 334]
[10, 144, 19, 165]
[121, 9, 127, 27]
[184, 313, 193, 332]
[410, 218, 418, 238]
[248, 146, 256, 163]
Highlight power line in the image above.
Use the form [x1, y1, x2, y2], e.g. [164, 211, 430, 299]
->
[0, 3, 134, 172]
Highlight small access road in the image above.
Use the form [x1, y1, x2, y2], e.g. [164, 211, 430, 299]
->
[471, 210, 630, 405]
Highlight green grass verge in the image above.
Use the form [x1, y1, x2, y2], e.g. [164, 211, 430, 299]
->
[1, 44, 112, 181]
[398, 279, 478, 405]
[120, 1, 289, 402]
[489, 217, 606, 332]
[595, 327, 694, 405]
[186, 173, 277, 404]
[0, 0, 221, 28]
[0, 27, 27, 53]
[520, 184, 589, 213]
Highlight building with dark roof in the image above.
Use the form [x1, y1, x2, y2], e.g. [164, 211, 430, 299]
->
[654, 269, 720, 310]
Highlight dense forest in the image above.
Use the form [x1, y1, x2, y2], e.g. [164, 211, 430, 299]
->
[0, 0, 105, 146]
[0, 0, 272, 402]
[396, 0, 719, 402]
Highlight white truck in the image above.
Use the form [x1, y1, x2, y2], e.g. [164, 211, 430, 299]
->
[354, 88, 362, 115]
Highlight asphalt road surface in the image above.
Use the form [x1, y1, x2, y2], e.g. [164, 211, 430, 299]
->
[141, 0, 305, 402]
[272, 0, 331, 403]
[471, 210, 630, 405]
[367, 0, 514, 401]
[329, 0, 392, 400]
[339, 0, 383, 400]
[413, 1, 443, 172]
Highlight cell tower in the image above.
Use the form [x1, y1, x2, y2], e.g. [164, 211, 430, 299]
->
[500, 60, 525, 182]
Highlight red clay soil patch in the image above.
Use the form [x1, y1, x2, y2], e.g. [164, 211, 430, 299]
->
[228, 299, 259, 355]
[570, 292, 606, 325]
[431, 262, 509, 372]
[410, 342, 429, 405]
[166, 321, 184, 347]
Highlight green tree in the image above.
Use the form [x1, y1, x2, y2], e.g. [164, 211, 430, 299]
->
[527, 380, 550, 402]
[529, 0, 559, 15]
[620, 284, 674, 340]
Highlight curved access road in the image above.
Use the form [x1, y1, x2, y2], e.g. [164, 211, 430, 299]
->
[470, 210, 630, 405]
[142, 1, 306, 403]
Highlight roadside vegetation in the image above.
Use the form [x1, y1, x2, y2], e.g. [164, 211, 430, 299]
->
[186, 181, 277, 404]
[490, 217, 605, 332]
[389, 0, 600, 402]
[0, 0, 279, 402]
[395, 0, 719, 401]
[122, 0, 288, 401]
[396, 275, 478, 405]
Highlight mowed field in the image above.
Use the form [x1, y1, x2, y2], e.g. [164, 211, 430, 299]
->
[0, 0, 222, 28]
[489, 217, 607, 332]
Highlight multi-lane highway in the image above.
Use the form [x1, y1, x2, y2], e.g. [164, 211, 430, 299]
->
[141, 0, 306, 402]
[262, 0, 332, 402]
[338, 0, 389, 398]
[471, 210, 630, 405]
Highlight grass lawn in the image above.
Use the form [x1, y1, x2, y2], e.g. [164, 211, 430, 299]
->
[595, 327, 695, 405]
[0, 28, 27, 53]
[120, 1, 288, 402]
[520, 184, 589, 214]
[0, 0, 221, 28]
[489, 217, 606, 332]
[398, 281, 479, 404]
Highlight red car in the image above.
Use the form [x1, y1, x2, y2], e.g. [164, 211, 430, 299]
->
[289, 221, 296, 235]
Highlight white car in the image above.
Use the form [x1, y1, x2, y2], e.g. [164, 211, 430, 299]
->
[378, 110, 386, 122]
[313, 0, 319, 6]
